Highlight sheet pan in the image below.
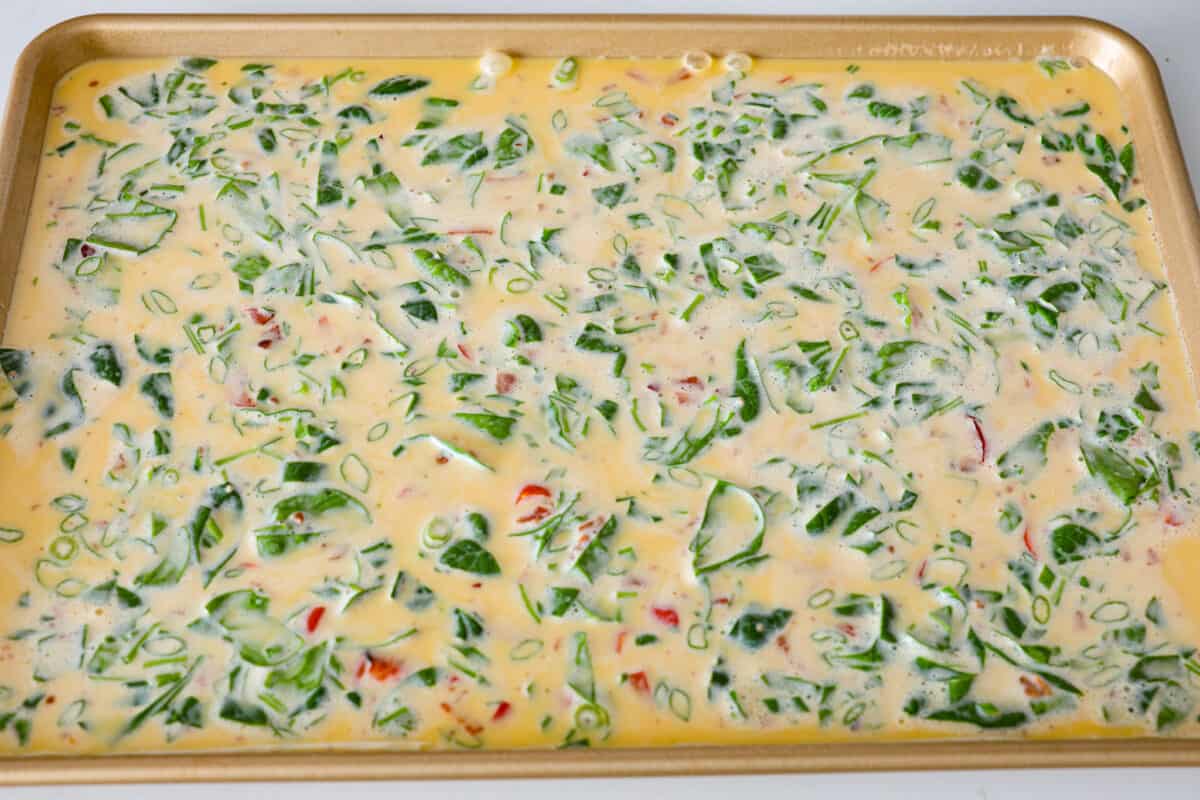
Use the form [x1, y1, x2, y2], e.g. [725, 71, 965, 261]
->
[0, 13, 1197, 783]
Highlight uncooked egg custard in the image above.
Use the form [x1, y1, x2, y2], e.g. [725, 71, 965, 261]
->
[0, 52, 1198, 755]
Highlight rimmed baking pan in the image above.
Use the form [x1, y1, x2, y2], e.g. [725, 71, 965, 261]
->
[0, 13, 1198, 784]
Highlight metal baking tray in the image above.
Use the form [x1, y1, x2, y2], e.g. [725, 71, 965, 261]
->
[1, 13, 1199, 785]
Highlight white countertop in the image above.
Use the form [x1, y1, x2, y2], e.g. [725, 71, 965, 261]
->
[3, 0, 1199, 797]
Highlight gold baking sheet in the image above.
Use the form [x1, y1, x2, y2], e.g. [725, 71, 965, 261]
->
[0, 13, 1198, 784]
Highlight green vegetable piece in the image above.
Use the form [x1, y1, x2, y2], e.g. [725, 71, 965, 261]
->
[282, 461, 325, 482]
[843, 507, 882, 538]
[567, 136, 614, 171]
[182, 57, 218, 72]
[914, 656, 976, 704]
[84, 578, 143, 609]
[592, 182, 628, 209]
[87, 200, 177, 255]
[204, 589, 302, 667]
[867, 101, 903, 120]
[662, 406, 733, 466]
[219, 698, 269, 727]
[88, 343, 123, 386]
[114, 659, 201, 741]
[272, 488, 368, 522]
[1081, 270, 1128, 323]
[552, 57, 579, 86]
[503, 314, 542, 346]
[452, 608, 485, 640]
[140, 372, 174, 418]
[402, 298, 438, 322]
[369, 75, 431, 97]
[412, 249, 471, 287]
[256, 529, 321, 558]
[996, 94, 1035, 126]
[868, 340, 923, 385]
[495, 118, 534, 168]
[454, 412, 517, 441]
[1134, 384, 1163, 413]
[575, 323, 626, 376]
[231, 253, 270, 293]
[1080, 442, 1146, 505]
[0, 348, 31, 398]
[1050, 523, 1101, 564]
[997, 421, 1057, 480]
[733, 339, 762, 423]
[316, 140, 343, 206]
[448, 372, 483, 393]
[956, 164, 1000, 191]
[727, 606, 792, 650]
[466, 512, 489, 541]
[440, 539, 501, 576]
[337, 105, 372, 123]
[806, 492, 854, 535]
[926, 702, 1028, 729]
[548, 586, 580, 616]
[134, 527, 191, 587]
[573, 516, 618, 582]
[690, 480, 766, 575]
[421, 131, 487, 168]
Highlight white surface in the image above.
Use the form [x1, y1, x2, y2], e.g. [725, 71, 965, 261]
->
[3, 1, 1199, 797]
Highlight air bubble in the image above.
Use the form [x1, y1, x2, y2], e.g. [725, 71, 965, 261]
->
[723, 52, 753, 73]
[682, 51, 713, 73]
[479, 50, 514, 78]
